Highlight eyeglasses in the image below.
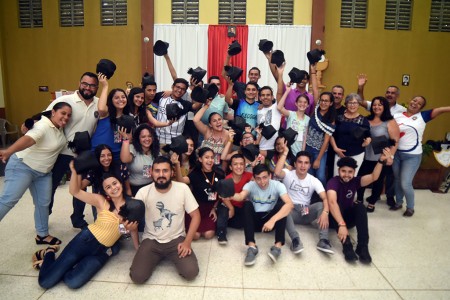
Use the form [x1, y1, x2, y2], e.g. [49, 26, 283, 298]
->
[173, 85, 187, 92]
[80, 82, 98, 89]
[320, 99, 330, 103]
[347, 101, 359, 106]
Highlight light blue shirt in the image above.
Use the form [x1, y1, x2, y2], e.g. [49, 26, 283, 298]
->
[243, 180, 287, 212]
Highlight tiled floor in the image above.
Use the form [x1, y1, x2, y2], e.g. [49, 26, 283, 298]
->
[0, 179, 449, 300]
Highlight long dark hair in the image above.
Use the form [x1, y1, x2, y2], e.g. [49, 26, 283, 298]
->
[181, 134, 197, 171]
[127, 87, 148, 125]
[194, 147, 224, 176]
[107, 88, 130, 127]
[98, 172, 125, 212]
[132, 124, 159, 158]
[92, 144, 126, 191]
[367, 96, 393, 121]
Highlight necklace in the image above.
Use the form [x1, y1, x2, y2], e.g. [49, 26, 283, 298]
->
[202, 170, 216, 185]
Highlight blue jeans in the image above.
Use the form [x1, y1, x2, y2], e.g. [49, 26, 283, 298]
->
[392, 152, 422, 209]
[306, 145, 328, 187]
[0, 154, 52, 236]
[38, 228, 110, 289]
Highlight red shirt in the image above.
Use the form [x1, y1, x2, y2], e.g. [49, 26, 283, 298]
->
[225, 172, 253, 208]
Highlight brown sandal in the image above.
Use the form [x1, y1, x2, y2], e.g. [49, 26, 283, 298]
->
[32, 245, 60, 270]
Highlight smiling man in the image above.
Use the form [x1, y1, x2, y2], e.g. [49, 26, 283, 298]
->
[130, 156, 200, 283]
[225, 81, 260, 129]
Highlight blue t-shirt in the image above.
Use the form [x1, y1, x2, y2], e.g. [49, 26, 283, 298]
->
[243, 180, 287, 212]
[91, 117, 122, 160]
[235, 99, 259, 128]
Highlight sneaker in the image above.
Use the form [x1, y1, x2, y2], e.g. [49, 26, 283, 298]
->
[268, 246, 281, 263]
[217, 232, 228, 245]
[355, 245, 372, 263]
[403, 208, 415, 217]
[342, 241, 358, 262]
[386, 197, 396, 207]
[290, 237, 304, 254]
[244, 246, 258, 266]
[317, 239, 334, 254]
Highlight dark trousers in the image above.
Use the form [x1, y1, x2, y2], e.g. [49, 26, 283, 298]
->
[329, 202, 369, 246]
[216, 203, 245, 235]
[357, 160, 388, 204]
[49, 154, 73, 214]
[384, 166, 395, 198]
[243, 200, 286, 246]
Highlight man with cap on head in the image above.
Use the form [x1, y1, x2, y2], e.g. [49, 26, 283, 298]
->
[327, 151, 390, 264]
[274, 145, 334, 255]
[222, 164, 293, 266]
[130, 155, 200, 283]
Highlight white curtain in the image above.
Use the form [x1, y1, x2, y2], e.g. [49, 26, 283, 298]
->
[153, 24, 209, 90]
[247, 25, 312, 89]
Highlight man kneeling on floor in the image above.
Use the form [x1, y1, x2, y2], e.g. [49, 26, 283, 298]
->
[327, 150, 389, 264]
[274, 147, 334, 255]
[130, 156, 200, 283]
[223, 164, 293, 266]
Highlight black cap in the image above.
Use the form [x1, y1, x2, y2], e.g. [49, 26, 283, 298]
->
[68, 131, 91, 154]
[307, 49, 326, 65]
[270, 50, 285, 67]
[224, 66, 243, 82]
[216, 178, 235, 198]
[241, 144, 259, 162]
[163, 135, 189, 155]
[258, 39, 273, 53]
[281, 128, 298, 146]
[74, 150, 100, 173]
[191, 86, 209, 104]
[142, 72, 155, 86]
[288, 67, 302, 84]
[96, 59, 116, 79]
[118, 199, 145, 223]
[260, 124, 277, 140]
[116, 115, 135, 134]
[166, 103, 182, 120]
[153, 40, 169, 56]
[229, 115, 247, 132]
[205, 83, 219, 100]
[187, 67, 207, 82]
[228, 40, 242, 56]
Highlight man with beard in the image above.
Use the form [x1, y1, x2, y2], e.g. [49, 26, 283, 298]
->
[43, 72, 99, 229]
[130, 156, 200, 283]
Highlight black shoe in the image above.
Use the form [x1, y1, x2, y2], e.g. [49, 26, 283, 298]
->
[217, 232, 228, 245]
[389, 204, 402, 211]
[355, 245, 372, 263]
[72, 221, 88, 230]
[386, 197, 396, 207]
[403, 208, 414, 217]
[342, 241, 358, 262]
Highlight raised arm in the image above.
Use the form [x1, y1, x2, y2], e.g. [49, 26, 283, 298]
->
[224, 77, 235, 106]
[97, 74, 109, 118]
[310, 64, 319, 107]
[276, 63, 286, 102]
[273, 142, 289, 178]
[120, 137, 133, 164]
[193, 101, 211, 136]
[265, 51, 278, 81]
[146, 110, 172, 128]
[277, 85, 292, 117]
[356, 74, 369, 110]
[69, 162, 104, 209]
[430, 106, 450, 119]
[164, 54, 178, 81]
[171, 153, 190, 184]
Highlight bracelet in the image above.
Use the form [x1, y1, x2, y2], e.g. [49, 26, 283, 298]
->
[122, 138, 129, 142]
[378, 159, 387, 166]
[323, 211, 329, 215]
[338, 221, 346, 227]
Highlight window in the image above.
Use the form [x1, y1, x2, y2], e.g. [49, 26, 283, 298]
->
[172, 0, 199, 24]
[219, 0, 246, 24]
[340, 0, 367, 28]
[266, 0, 294, 25]
[384, 0, 413, 30]
[18, 0, 43, 28]
[429, 0, 450, 32]
[60, 0, 84, 27]
[101, 0, 127, 26]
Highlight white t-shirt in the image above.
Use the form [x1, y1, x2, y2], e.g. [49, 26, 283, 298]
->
[16, 117, 67, 173]
[46, 92, 99, 156]
[257, 103, 282, 150]
[135, 181, 198, 243]
[281, 169, 324, 206]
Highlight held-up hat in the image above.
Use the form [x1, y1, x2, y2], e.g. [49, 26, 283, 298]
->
[205, 83, 219, 100]
[187, 67, 207, 82]
[166, 102, 182, 120]
[372, 136, 396, 155]
[142, 72, 155, 86]
[260, 124, 277, 140]
[288, 67, 302, 84]
[307, 49, 326, 65]
[216, 178, 235, 198]
[241, 144, 259, 162]
[96, 59, 116, 79]
[118, 199, 145, 223]
[191, 86, 209, 104]
[224, 66, 243, 82]
[74, 150, 100, 173]
[153, 40, 169, 56]
[352, 127, 369, 141]
[228, 40, 242, 56]
[163, 135, 189, 155]
[270, 50, 285, 67]
[258, 39, 273, 53]
[116, 115, 135, 134]
[281, 128, 298, 146]
[68, 131, 91, 154]
[229, 115, 247, 132]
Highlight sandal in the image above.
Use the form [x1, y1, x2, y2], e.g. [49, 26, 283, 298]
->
[366, 204, 375, 213]
[35, 235, 62, 245]
[32, 245, 60, 270]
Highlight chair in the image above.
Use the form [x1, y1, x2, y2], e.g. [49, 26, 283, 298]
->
[0, 118, 19, 147]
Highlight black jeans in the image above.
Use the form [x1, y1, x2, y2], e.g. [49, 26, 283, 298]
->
[243, 199, 286, 246]
[357, 160, 388, 204]
[329, 202, 369, 246]
[50, 154, 73, 214]
[216, 202, 245, 235]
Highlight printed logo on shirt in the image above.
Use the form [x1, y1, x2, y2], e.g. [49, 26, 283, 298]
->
[289, 180, 309, 196]
[346, 190, 354, 199]
[154, 201, 177, 230]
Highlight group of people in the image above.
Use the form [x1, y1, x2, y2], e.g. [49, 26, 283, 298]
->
[0, 45, 449, 289]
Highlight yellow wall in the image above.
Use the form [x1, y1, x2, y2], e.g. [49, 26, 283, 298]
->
[323, 0, 450, 141]
[0, 0, 141, 126]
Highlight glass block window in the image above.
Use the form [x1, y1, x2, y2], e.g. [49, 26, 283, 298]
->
[219, 0, 246, 24]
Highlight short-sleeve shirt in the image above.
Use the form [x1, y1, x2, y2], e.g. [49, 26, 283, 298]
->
[225, 171, 253, 208]
[135, 181, 199, 243]
[326, 176, 362, 211]
[16, 117, 67, 173]
[235, 99, 259, 128]
[283, 87, 314, 116]
[156, 96, 192, 144]
[127, 144, 154, 186]
[286, 111, 310, 155]
[200, 95, 229, 125]
[394, 110, 432, 155]
[257, 103, 282, 151]
[243, 180, 287, 212]
[282, 170, 324, 206]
